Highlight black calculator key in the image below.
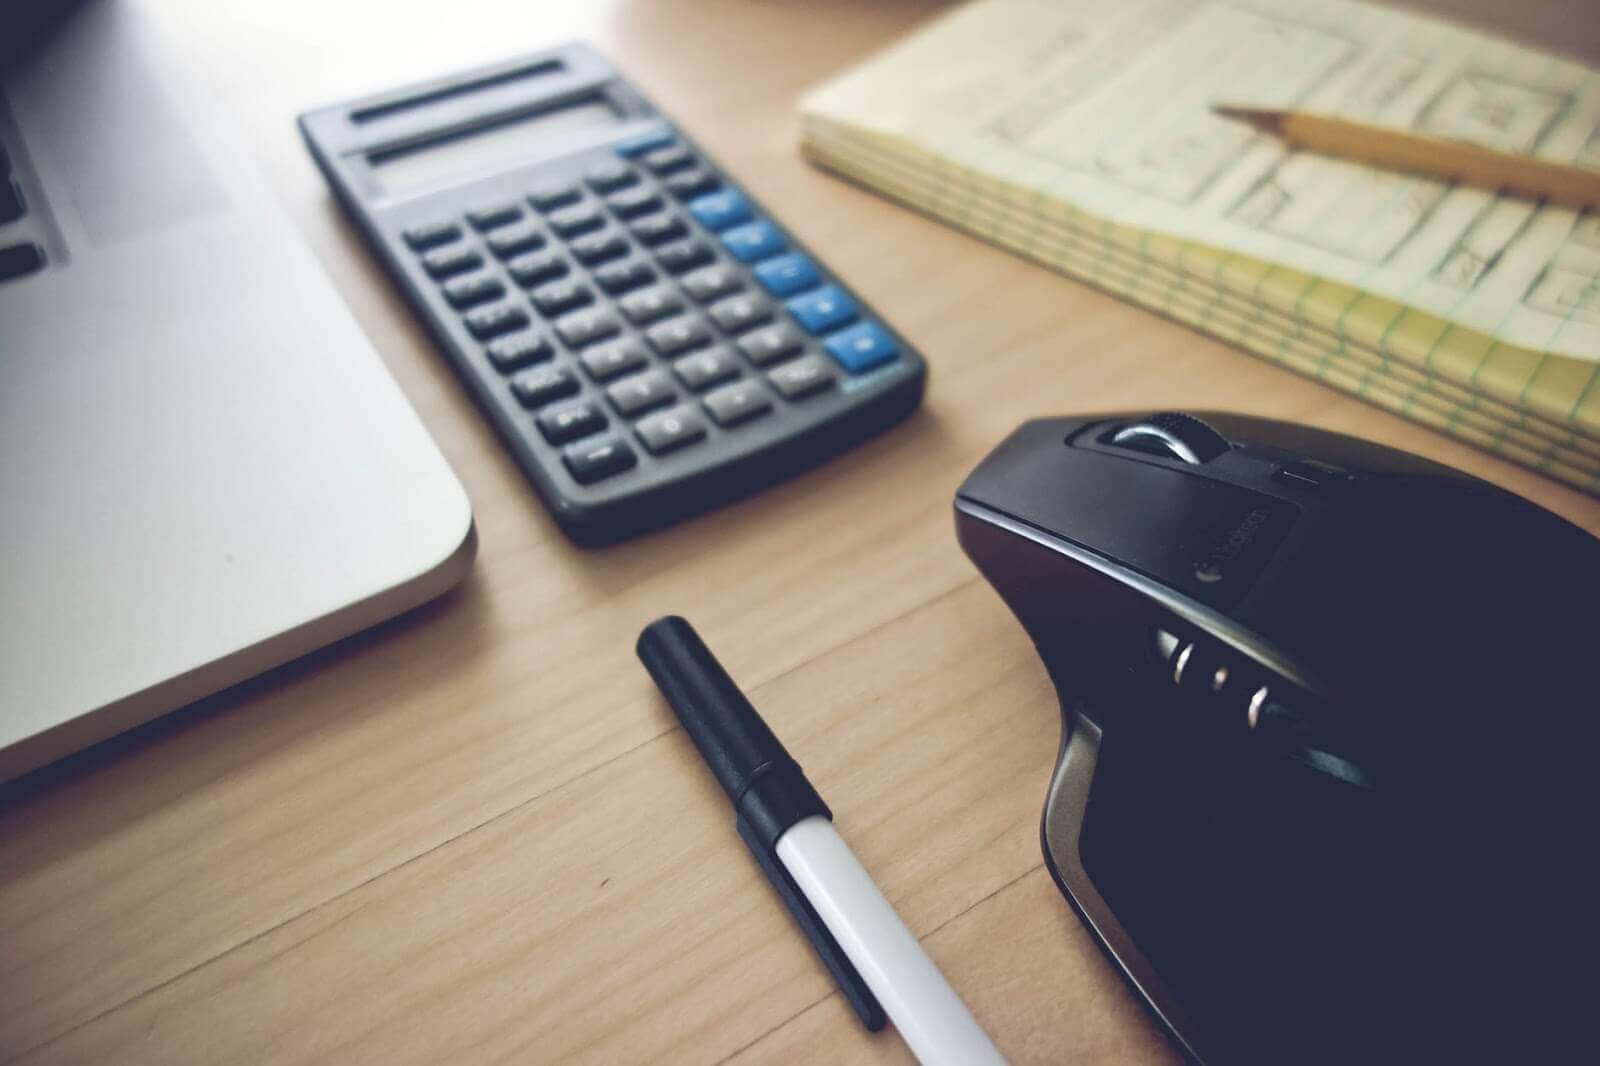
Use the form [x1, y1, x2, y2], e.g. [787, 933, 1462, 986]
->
[422, 245, 483, 279]
[768, 353, 836, 400]
[570, 230, 629, 266]
[403, 220, 461, 251]
[619, 284, 683, 325]
[580, 338, 650, 382]
[703, 379, 774, 427]
[530, 279, 593, 316]
[538, 400, 607, 445]
[641, 144, 695, 176]
[0, 180, 23, 224]
[563, 435, 636, 484]
[585, 160, 638, 193]
[681, 264, 743, 304]
[663, 167, 719, 200]
[606, 368, 675, 417]
[655, 239, 712, 275]
[737, 322, 805, 366]
[464, 302, 530, 340]
[708, 294, 772, 335]
[444, 273, 506, 309]
[548, 204, 605, 239]
[673, 346, 740, 391]
[606, 187, 663, 220]
[511, 364, 580, 408]
[630, 213, 687, 247]
[487, 221, 545, 259]
[467, 201, 522, 231]
[0, 241, 45, 282]
[594, 259, 654, 296]
[646, 316, 712, 357]
[486, 331, 553, 373]
[555, 307, 621, 348]
[635, 405, 707, 456]
[529, 181, 582, 211]
[507, 249, 567, 287]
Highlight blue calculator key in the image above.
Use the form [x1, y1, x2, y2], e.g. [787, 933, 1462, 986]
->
[720, 220, 786, 263]
[786, 285, 857, 334]
[754, 252, 821, 297]
[614, 126, 676, 158]
[688, 189, 752, 232]
[824, 321, 898, 373]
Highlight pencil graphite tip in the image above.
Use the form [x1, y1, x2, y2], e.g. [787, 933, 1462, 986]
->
[1211, 105, 1283, 135]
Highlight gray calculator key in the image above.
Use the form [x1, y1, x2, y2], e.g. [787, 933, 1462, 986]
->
[635, 405, 707, 456]
[703, 379, 774, 427]
[511, 364, 579, 408]
[563, 435, 636, 484]
[555, 307, 621, 348]
[422, 245, 483, 279]
[708, 294, 772, 335]
[467, 201, 522, 231]
[664, 167, 718, 200]
[443, 273, 505, 309]
[768, 353, 835, 399]
[606, 368, 675, 417]
[641, 144, 695, 175]
[630, 214, 687, 247]
[529, 182, 581, 211]
[737, 322, 805, 366]
[507, 249, 567, 287]
[594, 259, 654, 296]
[486, 331, 553, 373]
[646, 316, 711, 357]
[585, 160, 637, 193]
[538, 399, 607, 445]
[681, 264, 743, 303]
[655, 239, 712, 275]
[531, 279, 592, 316]
[464, 302, 529, 340]
[673, 346, 740, 391]
[487, 221, 545, 259]
[548, 204, 604, 239]
[580, 338, 650, 382]
[570, 230, 629, 266]
[619, 284, 683, 325]
[403, 221, 461, 251]
[606, 187, 663, 219]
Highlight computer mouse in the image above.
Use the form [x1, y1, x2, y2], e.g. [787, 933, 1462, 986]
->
[955, 411, 1598, 1065]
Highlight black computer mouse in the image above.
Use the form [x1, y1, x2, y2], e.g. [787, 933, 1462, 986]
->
[955, 412, 1598, 1065]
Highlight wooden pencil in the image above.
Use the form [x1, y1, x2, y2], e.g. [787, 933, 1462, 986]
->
[1213, 104, 1600, 212]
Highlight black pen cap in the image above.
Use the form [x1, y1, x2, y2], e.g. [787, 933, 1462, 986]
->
[636, 615, 830, 848]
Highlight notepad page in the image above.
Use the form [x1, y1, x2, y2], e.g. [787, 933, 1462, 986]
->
[802, 0, 1600, 363]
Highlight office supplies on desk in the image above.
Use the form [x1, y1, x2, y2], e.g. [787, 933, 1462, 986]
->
[0, 1, 474, 781]
[1212, 105, 1600, 212]
[801, 0, 1600, 494]
[956, 409, 1600, 1064]
[636, 616, 1007, 1066]
[301, 44, 927, 545]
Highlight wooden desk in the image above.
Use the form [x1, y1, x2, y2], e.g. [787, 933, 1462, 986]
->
[3, 2, 1596, 1063]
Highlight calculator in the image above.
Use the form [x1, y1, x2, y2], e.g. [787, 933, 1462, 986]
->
[299, 44, 926, 544]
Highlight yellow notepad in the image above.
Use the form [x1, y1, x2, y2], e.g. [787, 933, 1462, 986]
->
[801, 0, 1600, 492]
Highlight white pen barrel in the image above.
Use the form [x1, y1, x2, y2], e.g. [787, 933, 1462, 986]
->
[775, 816, 1007, 1066]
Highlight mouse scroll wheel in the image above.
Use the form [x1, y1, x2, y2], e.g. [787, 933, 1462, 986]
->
[1111, 412, 1231, 464]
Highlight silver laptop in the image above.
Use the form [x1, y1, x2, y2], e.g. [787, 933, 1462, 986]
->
[0, 2, 476, 780]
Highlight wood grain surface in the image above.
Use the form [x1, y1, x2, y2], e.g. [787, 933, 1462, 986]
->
[3, 2, 1596, 1063]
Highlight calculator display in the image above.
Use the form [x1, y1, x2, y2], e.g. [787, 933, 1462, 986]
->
[370, 98, 623, 195]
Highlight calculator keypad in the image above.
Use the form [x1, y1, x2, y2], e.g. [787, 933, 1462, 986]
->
[397, 128, 910, 496]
